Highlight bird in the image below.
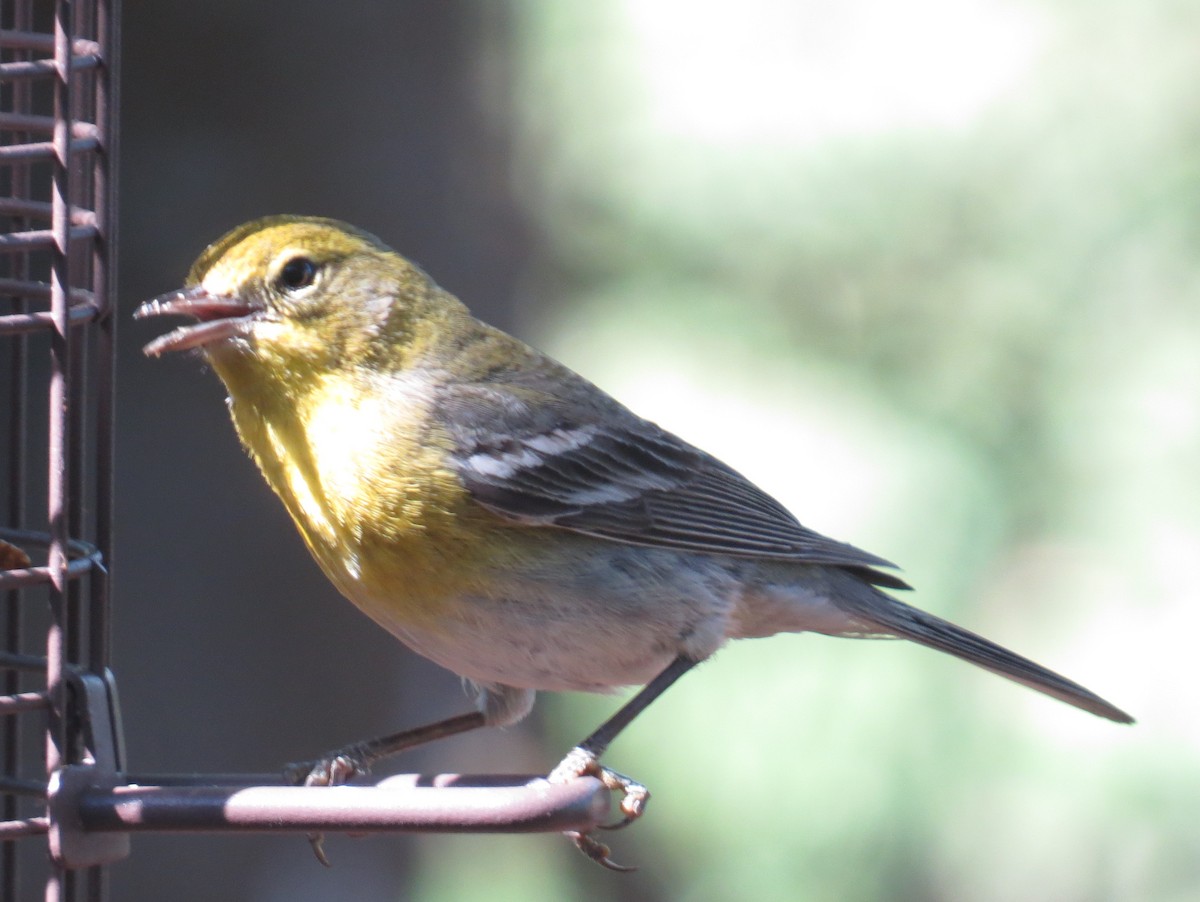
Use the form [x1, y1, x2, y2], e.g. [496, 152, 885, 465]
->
[136, 215, 1133, 868]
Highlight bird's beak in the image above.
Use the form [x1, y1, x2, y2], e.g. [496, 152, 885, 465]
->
[134, 286, 260, 356]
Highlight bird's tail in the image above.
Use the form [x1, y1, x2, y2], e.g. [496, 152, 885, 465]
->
[833, 575, 1134, 724]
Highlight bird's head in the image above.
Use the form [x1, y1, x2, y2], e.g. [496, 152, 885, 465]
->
[136, 216, 456, 382]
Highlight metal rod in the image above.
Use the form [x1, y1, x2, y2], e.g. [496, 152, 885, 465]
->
[0, 691, 49, 715]
[2, 6, 34, 881]
[0, 224, 100, 251]
[0, 197, 101, 220]
[0, 112, 100, 135]
[0, 301, 100, 336]
[0, 651, 46, 673]
[0, 54, 101, 81]
[46, 5, 76, 900]
[75, 775, 610, 835]
[0, 137, 100, 161]
[0, 301, 100, 337]
[0, 816, 49, 838]
[90, 0, 118, 677]
[0, 31, 101, 56]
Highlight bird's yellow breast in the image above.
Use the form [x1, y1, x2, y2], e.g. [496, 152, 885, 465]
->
[217, 358, 494, 630]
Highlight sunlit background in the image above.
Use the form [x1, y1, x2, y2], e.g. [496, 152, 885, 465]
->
[111, 1, 1195, 899]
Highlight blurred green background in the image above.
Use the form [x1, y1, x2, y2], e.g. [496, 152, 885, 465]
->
[110, 1, 1193, 899]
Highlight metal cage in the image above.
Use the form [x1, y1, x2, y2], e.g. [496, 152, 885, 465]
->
[2, 0, 119, 898]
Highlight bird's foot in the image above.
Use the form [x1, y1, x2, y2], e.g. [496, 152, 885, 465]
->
[549, 746, 648, 871]
[283, 751, 371, 867]
[283, 752, 366, 788]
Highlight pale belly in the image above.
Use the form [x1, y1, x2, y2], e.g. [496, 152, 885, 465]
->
[334, 542, 866, 693]
[342, 542, 747, 693]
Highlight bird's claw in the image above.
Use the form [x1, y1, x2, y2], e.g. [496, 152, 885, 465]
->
[564, 830, 637, 872]
[549, 746, 649, 869]
[598, 775, 649, 830]
[283, 751, 369, 867]
[308, 833, 333, 868]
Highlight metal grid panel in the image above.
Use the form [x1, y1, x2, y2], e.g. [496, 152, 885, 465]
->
[1, 0, 118, 899]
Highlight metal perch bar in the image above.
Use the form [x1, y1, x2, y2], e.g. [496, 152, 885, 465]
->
[76, 773, 609, 833]
[48, 769, 611, 868]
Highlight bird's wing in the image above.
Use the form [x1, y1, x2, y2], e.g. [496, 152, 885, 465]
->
[434, 378, 908, 588]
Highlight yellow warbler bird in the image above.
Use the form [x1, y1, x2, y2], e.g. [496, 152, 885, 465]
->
[136, 216, 1132, 867]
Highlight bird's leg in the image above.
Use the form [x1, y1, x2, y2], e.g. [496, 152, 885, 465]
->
[549, 655, 698, 870]
[284, 710, 488, 786]
[284, 710, 487, 865]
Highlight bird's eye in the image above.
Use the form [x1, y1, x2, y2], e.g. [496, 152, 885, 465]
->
[277, 256, 319, 292]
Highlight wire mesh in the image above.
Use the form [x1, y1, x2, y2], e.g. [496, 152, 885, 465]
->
[1, 0, 119, 899]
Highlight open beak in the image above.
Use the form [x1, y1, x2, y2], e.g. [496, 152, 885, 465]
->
[134, 286, 261, 356]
